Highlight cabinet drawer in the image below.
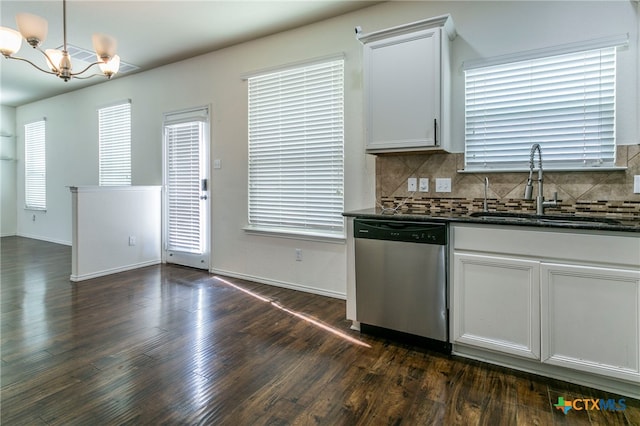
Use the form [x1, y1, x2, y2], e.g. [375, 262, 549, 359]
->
[452, 223, 640, 268]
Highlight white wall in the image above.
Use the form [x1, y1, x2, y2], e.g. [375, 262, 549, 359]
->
[12, 1, 639, 297]
[1, 105, 17, 236]
[70, 186, 162, 281]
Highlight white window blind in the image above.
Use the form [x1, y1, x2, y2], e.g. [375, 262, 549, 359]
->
[99, 101, 131, 185]
[164, 118, 205, 254]
[248, 58, 344, 236]
[465, 46, 617, 171]
[25, 120, 46, 210]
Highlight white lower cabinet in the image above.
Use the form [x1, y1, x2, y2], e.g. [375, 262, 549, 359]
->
[451, 224, 640, 394]
[541, 263, 640, 382]
[452, 253, 540, 360]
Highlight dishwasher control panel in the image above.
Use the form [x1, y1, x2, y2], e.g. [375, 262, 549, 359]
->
[354, 218, 447, 245]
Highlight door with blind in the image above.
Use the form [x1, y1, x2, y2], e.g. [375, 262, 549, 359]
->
[163, 107, 210, 270]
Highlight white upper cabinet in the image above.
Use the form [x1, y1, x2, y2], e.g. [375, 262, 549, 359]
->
[358, 15, 456, 154]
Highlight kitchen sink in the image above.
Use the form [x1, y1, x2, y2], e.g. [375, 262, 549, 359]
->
[469, 211, 622, 226]
[468, 212, 532, 222]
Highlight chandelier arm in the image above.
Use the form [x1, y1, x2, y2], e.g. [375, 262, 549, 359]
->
[4, 55, 57, 75]
[71, 73, 101, 80]
[70, 61, 105, 77]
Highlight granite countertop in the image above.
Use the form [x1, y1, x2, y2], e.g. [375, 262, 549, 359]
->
[343, 208, 640, 233]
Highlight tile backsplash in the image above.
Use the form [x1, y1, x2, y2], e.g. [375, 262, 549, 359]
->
[376, 145, 640, 218]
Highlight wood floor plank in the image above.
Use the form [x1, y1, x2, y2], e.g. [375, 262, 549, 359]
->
[516, 406, 555, 426]
[2, 236, 639, 425]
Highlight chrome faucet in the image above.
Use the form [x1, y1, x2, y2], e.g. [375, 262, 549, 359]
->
[524, 143, 557, 215]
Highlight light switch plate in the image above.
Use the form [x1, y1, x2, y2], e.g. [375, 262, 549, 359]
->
[435, 178, 452, 193]
[419, 178, 429, 192]
[408, 177, 417, 192]
[634, 175, 640, 194]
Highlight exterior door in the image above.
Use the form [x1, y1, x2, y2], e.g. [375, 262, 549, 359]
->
[163, 107, 210, 270]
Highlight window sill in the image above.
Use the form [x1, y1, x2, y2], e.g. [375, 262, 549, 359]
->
[458, 166, 627, 174]
[243, 225, 345, 244]
[24, 207, 46, 212]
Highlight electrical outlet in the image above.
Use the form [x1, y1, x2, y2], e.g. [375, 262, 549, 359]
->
[407, 177, 417, 192]
[419, 178, 429, 192]
[435, 178, 452, 193]
[295, 248, 302, 261]
[634, 175, 640, 194]
[128, 236, 136, 246]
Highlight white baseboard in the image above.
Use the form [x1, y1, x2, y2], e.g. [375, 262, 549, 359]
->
[70, 259, 161, 282]
[16, 232, 72, 246]
[1, 232, 17, 237]
[209, 267, 346, 300]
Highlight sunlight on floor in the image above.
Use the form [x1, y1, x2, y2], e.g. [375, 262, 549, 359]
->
[213, 276, 371, 348]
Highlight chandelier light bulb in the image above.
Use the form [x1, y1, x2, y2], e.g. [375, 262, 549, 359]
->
[16, 13, 48, 47]
[0, 27, 22, 56]
[45, 49, 63, 71]
[99, 54, 120, 77]
[92, 33, 117, 60]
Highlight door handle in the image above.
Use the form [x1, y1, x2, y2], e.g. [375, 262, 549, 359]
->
[434, 118, 438, 146]
[200, 195, 208, 200]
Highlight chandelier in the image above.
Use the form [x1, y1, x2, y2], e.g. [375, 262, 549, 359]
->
[0, 0, 120, 82]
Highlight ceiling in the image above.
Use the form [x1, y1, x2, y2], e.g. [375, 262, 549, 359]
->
[0, 0, 382, 107]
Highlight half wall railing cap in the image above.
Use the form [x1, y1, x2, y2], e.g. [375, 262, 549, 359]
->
[69, 185, 162, 193]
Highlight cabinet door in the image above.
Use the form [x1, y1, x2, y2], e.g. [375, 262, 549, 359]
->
[452, 252, 540, 360]
[364, 28, 441, 152]
[541, 263, 640, 382]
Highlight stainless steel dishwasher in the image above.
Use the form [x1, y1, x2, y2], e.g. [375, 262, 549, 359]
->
[354, 218, 449, 351]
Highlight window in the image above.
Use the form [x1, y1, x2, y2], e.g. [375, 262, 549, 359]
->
[464, 43, 621, 171]
[99, 101, 131, 185]
[25, 119, 46, 210]
[247, 58, 344, 237]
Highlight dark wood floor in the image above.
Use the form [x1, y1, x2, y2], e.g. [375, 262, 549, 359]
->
[1, 236, 638, 425]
